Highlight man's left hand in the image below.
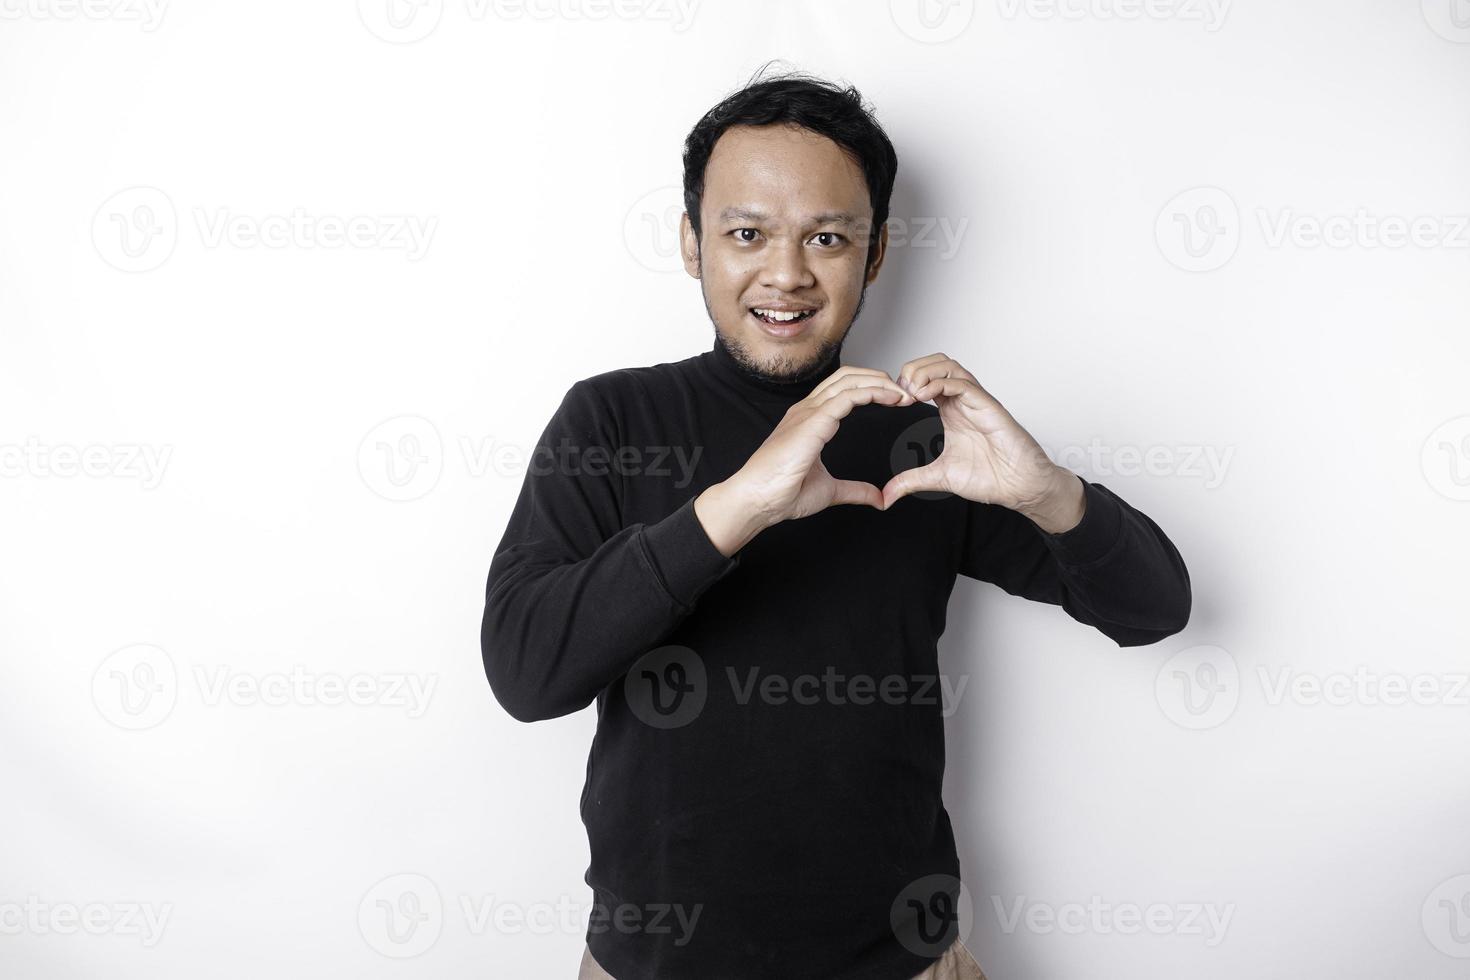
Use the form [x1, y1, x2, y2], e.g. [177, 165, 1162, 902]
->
[879, 353, 1086, 534]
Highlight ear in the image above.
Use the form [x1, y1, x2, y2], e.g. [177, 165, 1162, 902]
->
[679, 211, 700, 279]
[864, 219, 889, 285]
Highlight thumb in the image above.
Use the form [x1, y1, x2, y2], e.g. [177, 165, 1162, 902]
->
[881, 460, 947, 509]
[827, 478, 884, 510]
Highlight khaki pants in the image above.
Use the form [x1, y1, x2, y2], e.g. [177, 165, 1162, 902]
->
[577, 938, 988, 979]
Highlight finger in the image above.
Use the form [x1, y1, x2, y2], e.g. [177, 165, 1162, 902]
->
[812, 383, 909, 423]
[809, 364, 898, 401]
[827, 478, 884, 510]
[881, 459, 947, 509]
[904, 358, 977, 394]
[896, 352, 952, 390]
[791, 385, 908, 449]
[909, 375, 993, 409]
[814, 374, 912, 408]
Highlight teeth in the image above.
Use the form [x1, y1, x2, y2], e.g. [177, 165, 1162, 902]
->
[754, 309, 812, 322]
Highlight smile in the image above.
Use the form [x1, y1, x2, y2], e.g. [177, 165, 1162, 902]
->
[750, 308, 817, 325]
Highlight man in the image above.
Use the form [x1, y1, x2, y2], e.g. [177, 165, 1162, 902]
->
[481, 69, 1191, 980]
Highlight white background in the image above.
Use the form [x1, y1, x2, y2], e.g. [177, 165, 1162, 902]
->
[2, 1, 1468, 977]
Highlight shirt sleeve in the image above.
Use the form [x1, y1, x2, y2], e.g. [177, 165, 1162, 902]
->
[480, 380, 741, 722]
[958, 474, 1192, 647]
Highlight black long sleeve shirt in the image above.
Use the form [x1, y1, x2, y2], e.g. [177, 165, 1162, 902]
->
[481, 337, 1192, 980]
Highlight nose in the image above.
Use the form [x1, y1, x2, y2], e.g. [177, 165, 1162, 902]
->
[759, 238, 815, 294]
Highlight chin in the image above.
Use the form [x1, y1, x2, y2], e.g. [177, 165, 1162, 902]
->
[728, 327, 838, 382]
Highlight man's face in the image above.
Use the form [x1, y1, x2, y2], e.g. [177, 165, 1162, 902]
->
[680, 123, 888, 383]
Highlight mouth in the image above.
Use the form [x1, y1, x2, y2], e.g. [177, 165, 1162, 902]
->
[749, 306, 818, 338]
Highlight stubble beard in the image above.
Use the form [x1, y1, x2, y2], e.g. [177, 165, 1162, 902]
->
[703, 276, 870, 386]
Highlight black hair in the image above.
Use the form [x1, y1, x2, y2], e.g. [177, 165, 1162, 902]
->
[682, 63, 899, 273]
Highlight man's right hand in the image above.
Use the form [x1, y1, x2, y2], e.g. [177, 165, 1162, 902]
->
[694, 366, 914, 557]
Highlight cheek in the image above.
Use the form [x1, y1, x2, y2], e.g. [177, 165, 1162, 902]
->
[703, 257, 758, 300]
[815, 260, 867, 303]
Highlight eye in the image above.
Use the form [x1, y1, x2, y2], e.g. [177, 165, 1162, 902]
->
[732, 228, 761, 243]
[810, 232, 845, 248]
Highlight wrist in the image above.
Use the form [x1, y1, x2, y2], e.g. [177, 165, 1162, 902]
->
[694, 480, 772, 557]
[1018, 468, 1086, 535]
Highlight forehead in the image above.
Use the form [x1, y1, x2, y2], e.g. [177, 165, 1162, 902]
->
[701, 123, 871, 222]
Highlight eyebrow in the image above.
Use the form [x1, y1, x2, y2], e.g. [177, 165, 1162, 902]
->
[717, 207, 859, 228]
